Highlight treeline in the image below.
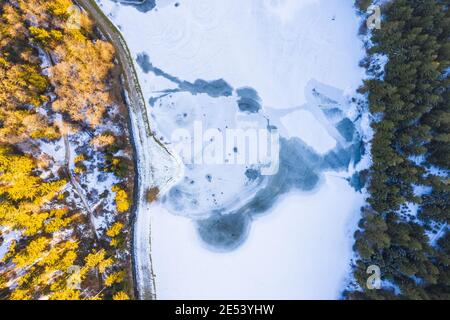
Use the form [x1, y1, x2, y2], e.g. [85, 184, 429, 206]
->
[346, 0, 449, 299]
[0, 0, 134, 300]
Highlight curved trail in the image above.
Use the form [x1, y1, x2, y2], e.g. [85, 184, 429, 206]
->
[75, 0, 181, 300]
[62, 133, 99, 241]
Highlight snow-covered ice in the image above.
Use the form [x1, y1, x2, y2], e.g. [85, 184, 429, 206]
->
[280, 110, 336, 154]
[96, 0, 368, 299]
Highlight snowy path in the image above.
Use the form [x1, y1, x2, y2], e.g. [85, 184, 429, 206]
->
[62, 133, 99, 241]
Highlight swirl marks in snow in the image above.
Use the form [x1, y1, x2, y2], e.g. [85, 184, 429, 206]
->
[189, 0, 225, 31]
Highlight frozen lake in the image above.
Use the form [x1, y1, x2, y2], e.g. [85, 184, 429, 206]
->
[96, 0, 368, 299]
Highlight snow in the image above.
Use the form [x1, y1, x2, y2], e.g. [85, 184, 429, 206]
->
[37, 46, 52, 71]
[413, 184, 432, 197]
[96, 0, 367, 299]
[265, 0, 319, 24]
[280, 110, 336, 154]
[0, 229, 19, 261]
[39, 138, 65, 164]
[367, 53, 389, 80]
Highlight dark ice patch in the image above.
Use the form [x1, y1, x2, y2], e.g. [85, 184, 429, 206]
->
[196, 213, 251, 252]
[136, 52, 154, 73]
[322, 107, 344, 120]
[114, 0, 156, 13]
[277, 138, 320, 192]
[351, 140, 365, 165]
[348, 171, 366, 192]
[322, 139, 365, 170]
[245, 169, 260, 181]
[236, 87, 261, 113]
[136, 52, 233, 100]
[179, 79, 233, 98]
[322, 147, 353, 170]
[336, 118, 356, 142]
[136, 53, 179, 83]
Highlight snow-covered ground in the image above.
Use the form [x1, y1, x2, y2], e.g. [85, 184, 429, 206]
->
[96, 0, 368, 299]
[0, 228, 19, 262]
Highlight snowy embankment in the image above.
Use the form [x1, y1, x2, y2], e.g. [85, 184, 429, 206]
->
[96, 0, 369, 299]
[124, 88, 182, 299]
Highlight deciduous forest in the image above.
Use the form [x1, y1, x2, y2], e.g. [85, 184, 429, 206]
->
[0, 0, 134, 300]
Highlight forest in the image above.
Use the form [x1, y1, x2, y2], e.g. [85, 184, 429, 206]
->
[347, 0, 449, 299]
[0, 0, 134, 299]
